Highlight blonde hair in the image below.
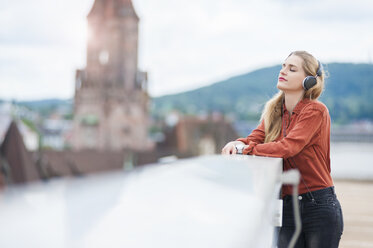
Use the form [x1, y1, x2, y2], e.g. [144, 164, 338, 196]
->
[261, 51, 325, 143]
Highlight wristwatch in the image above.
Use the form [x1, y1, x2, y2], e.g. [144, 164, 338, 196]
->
[235, 144, 245, 155]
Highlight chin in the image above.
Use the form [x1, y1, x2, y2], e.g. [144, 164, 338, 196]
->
[277, 82, 285, 91]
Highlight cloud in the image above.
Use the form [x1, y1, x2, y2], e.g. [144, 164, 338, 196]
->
[0, 0, 372, 100]
[136, 0, 373, 96]
[0, 0, 92, 100]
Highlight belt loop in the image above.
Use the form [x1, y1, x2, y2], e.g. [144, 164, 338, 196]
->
[331, 186, 335, 195]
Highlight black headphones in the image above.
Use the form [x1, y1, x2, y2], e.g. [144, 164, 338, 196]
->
[302, 61, 322, 90]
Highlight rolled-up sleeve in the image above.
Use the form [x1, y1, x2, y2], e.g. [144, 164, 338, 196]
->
[247, 107, 324, 158]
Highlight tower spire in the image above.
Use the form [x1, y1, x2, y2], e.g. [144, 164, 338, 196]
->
[88, 0, 139, 20]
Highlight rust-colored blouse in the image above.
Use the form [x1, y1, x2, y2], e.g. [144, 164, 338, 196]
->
[237, 99, 333, 196]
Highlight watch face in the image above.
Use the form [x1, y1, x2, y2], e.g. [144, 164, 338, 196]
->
[236, 144, 244, 150]
[236, 144, 244, 154]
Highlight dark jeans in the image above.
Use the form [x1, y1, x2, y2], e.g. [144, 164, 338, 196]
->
[278, 187, 344, 248]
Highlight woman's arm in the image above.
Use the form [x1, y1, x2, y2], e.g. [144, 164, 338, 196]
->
[221, 121, 265, 155]
[244, 107, 324, 158]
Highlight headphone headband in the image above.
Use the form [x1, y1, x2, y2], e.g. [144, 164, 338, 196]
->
[316, 60, 322, 77]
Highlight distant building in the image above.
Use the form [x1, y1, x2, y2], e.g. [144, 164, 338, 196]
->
[72, 0, 152, 151]
[158, 114, 239, 157]
[0, 121, 161, 189]
[41, 117, 72, 150]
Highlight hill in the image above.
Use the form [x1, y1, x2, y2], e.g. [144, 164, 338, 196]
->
[5, 63, 373, 124]
[16, 98, 73, 118]
[153, 63, 373, 123]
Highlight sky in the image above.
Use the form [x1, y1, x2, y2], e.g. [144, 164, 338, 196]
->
[0, 0, 372, 101]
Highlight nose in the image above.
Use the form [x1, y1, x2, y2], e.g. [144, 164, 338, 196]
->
[280, 67, 287, 75]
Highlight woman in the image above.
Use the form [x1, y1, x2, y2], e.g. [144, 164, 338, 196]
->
[221, 51, 343, 247]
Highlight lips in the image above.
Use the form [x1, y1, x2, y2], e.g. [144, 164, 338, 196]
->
[278, 77, 287, 81]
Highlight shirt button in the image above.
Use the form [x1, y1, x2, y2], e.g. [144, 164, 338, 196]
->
[298, 196, 303, 200]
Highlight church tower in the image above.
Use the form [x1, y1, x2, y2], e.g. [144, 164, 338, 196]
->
[72, 0, 152, 151]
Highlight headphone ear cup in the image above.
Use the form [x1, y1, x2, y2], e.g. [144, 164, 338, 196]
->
[303, 76, 317, 90]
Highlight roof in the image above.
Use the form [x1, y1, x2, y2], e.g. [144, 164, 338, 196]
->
[0, 121, 40, 184]
[87, 0, 139, 20]
[35, 149, 163, 178]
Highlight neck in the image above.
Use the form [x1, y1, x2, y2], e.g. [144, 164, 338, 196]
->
[284, 91, 304, 114]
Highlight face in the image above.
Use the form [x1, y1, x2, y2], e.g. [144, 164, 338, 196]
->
[277, 54, 307, 93]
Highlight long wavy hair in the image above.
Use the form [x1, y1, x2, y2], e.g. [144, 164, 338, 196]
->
[261, 51, 325, 143]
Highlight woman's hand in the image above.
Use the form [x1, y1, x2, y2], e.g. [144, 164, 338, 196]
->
[221, 141, 246, 155]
